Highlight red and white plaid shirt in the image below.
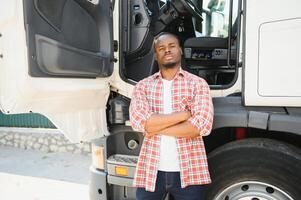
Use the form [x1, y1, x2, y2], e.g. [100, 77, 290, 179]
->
[129, 68, 214, 192]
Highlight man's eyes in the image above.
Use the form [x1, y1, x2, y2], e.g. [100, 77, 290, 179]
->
[158, 44, 177, 51]
[158, 45, 176, 51]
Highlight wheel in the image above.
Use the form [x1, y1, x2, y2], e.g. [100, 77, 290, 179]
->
[206, 138, 301, 200]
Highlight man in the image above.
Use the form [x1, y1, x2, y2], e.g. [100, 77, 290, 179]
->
[129, 32, 214, 200]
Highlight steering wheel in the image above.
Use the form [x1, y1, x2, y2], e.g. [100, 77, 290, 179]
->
[178, 0, 203, 21]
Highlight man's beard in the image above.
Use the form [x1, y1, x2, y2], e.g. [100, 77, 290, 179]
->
[163, 62, 177, 69]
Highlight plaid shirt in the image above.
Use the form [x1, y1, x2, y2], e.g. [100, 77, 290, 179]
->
[129, 68, 214, 192]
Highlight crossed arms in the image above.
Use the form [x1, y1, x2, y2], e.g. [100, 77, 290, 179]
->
[129, 79, 213, 138]
[145, 111, 199, 138]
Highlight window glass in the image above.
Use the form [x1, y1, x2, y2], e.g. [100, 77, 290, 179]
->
[155, 0, 238, 38]
[197, 0, 238, 38]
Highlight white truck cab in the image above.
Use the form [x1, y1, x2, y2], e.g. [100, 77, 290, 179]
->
[1, 0, 301, 199]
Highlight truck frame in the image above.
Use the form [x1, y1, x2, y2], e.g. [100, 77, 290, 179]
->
[0, 0, 300, 199]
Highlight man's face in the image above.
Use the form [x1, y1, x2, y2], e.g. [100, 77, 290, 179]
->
[154, 35, 182, 69]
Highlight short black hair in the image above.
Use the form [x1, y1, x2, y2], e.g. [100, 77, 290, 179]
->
[154, 32, 180, 48]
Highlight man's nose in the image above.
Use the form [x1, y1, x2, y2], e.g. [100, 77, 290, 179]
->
[165, 47, 171, 53]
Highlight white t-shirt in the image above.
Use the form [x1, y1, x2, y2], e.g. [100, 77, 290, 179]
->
[158, 79, 180, 171]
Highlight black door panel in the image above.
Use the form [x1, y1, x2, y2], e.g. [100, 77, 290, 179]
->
[34, 0, 66, 32]
[35, 35, 110, 77]
[24, 0, 113, 78]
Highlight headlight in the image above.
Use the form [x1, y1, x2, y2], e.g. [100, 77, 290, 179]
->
[91, 144, 105, 170]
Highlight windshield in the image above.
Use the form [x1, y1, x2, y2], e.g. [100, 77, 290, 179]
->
[156, 0, 238, 38]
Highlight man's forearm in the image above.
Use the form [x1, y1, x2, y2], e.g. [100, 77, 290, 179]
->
[145, 111, 190, 133]
[147, 121, 199, 138]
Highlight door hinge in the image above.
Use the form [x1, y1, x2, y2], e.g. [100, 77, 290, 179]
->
[111, 57, 118, 63]
[114, 40, 118, 52]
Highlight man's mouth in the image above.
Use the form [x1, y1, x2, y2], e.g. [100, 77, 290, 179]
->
[164, 55, 173, 59]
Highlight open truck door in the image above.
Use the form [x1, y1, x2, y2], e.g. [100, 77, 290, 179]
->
[0, 0, 114, 142]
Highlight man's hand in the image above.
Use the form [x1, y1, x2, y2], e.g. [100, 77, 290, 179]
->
[182, 111, 191, 121]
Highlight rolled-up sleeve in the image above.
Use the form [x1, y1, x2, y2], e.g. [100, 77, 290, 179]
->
[187, 79, 214, 136]
[129, 82, 153, 133]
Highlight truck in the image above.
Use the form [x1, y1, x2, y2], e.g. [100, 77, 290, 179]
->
[0, 0, 300, 199]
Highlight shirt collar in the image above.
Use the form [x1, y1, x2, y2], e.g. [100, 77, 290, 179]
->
[153, 67, 185, 80]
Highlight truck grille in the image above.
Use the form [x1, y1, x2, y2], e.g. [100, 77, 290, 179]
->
[107, 154, 138, 167]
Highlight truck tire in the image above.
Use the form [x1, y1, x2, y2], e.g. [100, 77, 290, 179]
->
[205, 138, 301, 200]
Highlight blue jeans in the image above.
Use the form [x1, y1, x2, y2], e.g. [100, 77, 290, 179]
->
[136, 171, 205, 200]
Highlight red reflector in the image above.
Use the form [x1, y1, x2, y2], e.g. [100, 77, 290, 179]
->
[235, 128, 246, 140]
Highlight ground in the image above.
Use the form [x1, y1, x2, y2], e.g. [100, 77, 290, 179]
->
[0, 145, 90, 200]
